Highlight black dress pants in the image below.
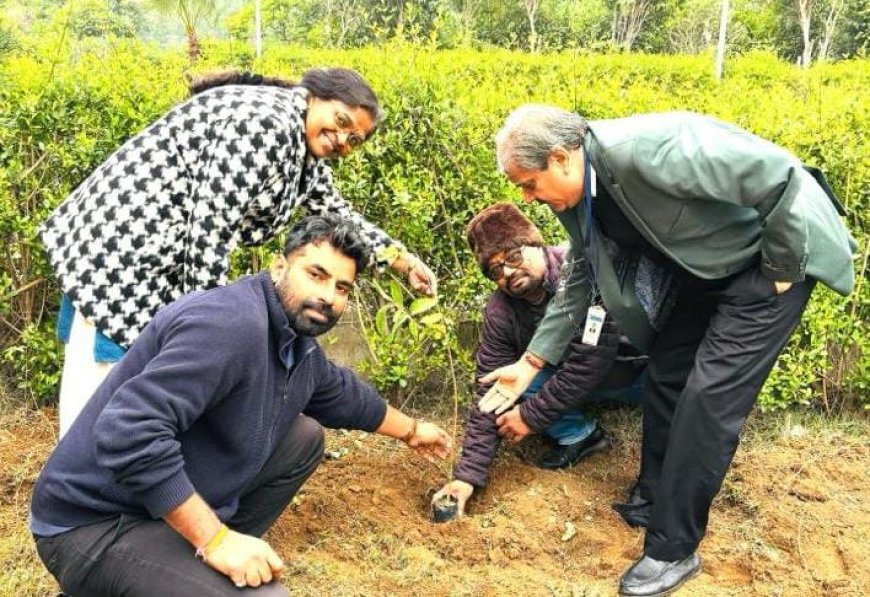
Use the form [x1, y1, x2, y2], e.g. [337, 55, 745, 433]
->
[35, 415, 324, 596]
[638, 266, 815, 561]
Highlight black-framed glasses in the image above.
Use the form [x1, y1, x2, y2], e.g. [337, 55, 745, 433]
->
[335, 111, 366, 148]
[485, 247, 525, 281]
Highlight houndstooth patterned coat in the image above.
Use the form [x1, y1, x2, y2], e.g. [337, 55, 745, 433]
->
[40, 85, 399, 349]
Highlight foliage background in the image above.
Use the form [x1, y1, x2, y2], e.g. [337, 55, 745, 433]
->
[0, 26, 867, 412]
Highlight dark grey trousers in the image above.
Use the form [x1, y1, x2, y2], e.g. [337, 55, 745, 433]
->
[638, 266, 815, 561]
[35, 415, 325, 596]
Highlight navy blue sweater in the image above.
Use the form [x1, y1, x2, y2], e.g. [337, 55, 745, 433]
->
[31, 273, 387, 534]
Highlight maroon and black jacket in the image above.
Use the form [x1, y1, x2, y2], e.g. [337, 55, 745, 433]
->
[453, 247, 643, 488]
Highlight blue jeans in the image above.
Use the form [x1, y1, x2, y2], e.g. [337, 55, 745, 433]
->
[522, 365, 644, 445]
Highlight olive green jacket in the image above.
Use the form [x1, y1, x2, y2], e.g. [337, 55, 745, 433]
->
[527, 112, 857, 363]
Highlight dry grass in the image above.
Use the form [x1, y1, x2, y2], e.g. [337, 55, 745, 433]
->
[1, 404, 868, 597]
[0, 407, 58, 597]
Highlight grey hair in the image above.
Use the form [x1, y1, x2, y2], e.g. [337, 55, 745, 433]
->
[495, 104, 588, 173]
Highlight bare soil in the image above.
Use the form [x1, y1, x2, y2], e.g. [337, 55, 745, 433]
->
[1, 407, 867, 596]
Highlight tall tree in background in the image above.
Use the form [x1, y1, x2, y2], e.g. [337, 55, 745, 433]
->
[320, 0, 367, 47]
[453, 0, 481, 45]
[837, 0, 868, 57]
[218, 0, 865, 57]
[714, 0, 729, 79]
[794, 0, 813, 66]
[665, 0, 718, 53]
[149, 0, 216, 61]
[610, 0, 655, 50]
[225, 0, 379, 48]
[40, 0, 143, 40]
[816, 0, 845, 60]
[253, 0, 261, 57]
[791, 0, 850, 66]
[519, 0, 541, 52]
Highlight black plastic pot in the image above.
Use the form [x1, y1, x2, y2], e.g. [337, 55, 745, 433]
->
[431, 494, 459, 523]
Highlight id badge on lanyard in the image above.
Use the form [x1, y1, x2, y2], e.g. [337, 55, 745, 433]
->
[582, 305, 606, 345]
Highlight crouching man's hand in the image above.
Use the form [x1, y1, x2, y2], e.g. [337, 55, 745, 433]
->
[431, 479, 474, 517]
[377, 406, 453, 462]
[164, 494, 284, 590]
[496, 406, 532, 444]
[405, 421, 453, 462]
[204, 528, 284, 589]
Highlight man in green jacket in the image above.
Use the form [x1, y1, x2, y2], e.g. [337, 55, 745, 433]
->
[478, 105, 856, 596]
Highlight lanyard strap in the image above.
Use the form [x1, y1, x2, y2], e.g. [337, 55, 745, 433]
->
[582, 154, 599, 289]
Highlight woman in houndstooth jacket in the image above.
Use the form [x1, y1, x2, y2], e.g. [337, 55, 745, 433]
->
[40, 68, 436, 437]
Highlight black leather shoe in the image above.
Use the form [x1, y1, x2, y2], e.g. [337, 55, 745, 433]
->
[613, 482, 653, 528]
[535, 426, 610, 470]
[618, 552, 701, 596]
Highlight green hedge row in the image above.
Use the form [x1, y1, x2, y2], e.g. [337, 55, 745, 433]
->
[1, 37, 867, 410]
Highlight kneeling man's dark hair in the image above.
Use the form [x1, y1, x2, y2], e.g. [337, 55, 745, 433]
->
[283, 215, 370, 274]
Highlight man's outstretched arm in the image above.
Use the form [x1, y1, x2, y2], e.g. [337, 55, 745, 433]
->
[376, 404, 452, 462]
[437, 298, 521, 515]
[518, 318, 621, 432]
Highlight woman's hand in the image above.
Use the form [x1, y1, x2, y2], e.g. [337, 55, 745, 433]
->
[391, 252, 438, 296]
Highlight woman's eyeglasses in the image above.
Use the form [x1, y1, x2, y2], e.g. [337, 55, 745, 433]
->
[335, 111, 366, 148]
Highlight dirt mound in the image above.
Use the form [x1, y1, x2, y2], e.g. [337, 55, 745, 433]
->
[269, 413, 869, 596]
[1, 408, 868, 596]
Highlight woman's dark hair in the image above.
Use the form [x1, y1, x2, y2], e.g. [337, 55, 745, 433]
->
[298, 67, 384, 126]
[187, 70, 294, 95]
[282, 215, 370, 275]
[188, 68, 384, 127]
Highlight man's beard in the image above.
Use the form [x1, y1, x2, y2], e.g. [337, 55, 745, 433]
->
[287, 299, 339, 336]
[277, 278, 340, 336]
[504, 271, 542, 300]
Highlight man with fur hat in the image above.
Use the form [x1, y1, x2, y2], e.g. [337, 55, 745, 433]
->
[430, 203, 645, 517]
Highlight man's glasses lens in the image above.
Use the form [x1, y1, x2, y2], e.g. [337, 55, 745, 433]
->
[486, 249, 524, 281]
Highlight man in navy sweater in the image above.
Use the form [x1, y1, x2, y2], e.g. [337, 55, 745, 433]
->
[31, 215, 452, 596]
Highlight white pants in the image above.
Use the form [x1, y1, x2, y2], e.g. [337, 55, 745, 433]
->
[58, 311, 116, 438]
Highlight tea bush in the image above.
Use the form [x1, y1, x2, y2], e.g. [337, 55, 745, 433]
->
[1, 37, 866, 410]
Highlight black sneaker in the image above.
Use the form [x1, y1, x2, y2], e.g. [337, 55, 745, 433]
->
[535, 426, 611, 470]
